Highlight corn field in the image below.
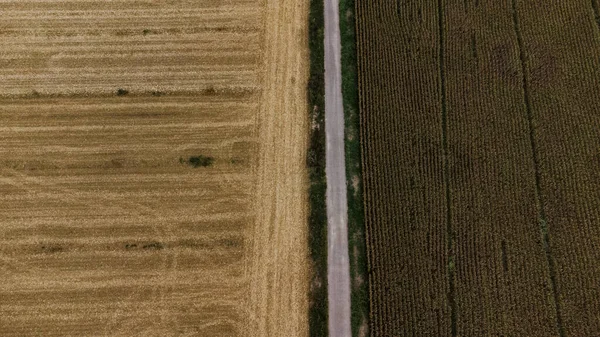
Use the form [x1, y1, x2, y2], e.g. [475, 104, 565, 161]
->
[357, 0, 600, 335]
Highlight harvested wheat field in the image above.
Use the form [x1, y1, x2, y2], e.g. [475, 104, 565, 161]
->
[0, 0, 309, 336]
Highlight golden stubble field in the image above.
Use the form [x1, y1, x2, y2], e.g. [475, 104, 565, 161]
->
[0, 0, 309, 336]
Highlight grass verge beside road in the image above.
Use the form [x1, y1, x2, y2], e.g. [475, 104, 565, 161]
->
[339, 0, 369, 335]
[307, 0, 328, 335]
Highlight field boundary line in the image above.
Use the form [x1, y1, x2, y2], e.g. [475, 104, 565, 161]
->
[510, 1, 565, 336]
[437, 0, 457, 335]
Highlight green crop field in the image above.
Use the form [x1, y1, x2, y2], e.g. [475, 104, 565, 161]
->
[356, 0, 600, 335]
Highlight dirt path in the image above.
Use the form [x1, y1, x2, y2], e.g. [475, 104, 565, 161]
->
[245, 0, 311, 336]
[324, 0, 352, 335]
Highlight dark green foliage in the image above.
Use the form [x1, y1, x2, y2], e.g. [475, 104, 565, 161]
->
[41, 245, 64, 253]
[203, 86, 217, 95]
[116, 88, 129, 96]
[142, 242, 164, 250]
[187, 155, 214, 168]
[339, 0, 369, 335]
[307, 0, 328, 335]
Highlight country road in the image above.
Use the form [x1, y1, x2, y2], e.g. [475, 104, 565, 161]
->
[324, 0, 352, 335]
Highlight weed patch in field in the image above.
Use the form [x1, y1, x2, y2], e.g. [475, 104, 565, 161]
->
[41, 245, 64, 253]
[116, 88, 130, 96]
[142, 242, 164, 250]
[184, 155, 215, 168]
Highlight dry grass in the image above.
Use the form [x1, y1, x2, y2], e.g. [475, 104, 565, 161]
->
[0, 0, 309, 336]
[245, 0, 310, 335]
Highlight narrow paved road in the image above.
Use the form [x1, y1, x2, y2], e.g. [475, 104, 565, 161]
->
[324, 0, 352, 335]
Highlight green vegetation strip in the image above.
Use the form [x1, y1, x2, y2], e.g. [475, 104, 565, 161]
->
[307, 0, 328, 335]
[339, 0, 369, 336]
